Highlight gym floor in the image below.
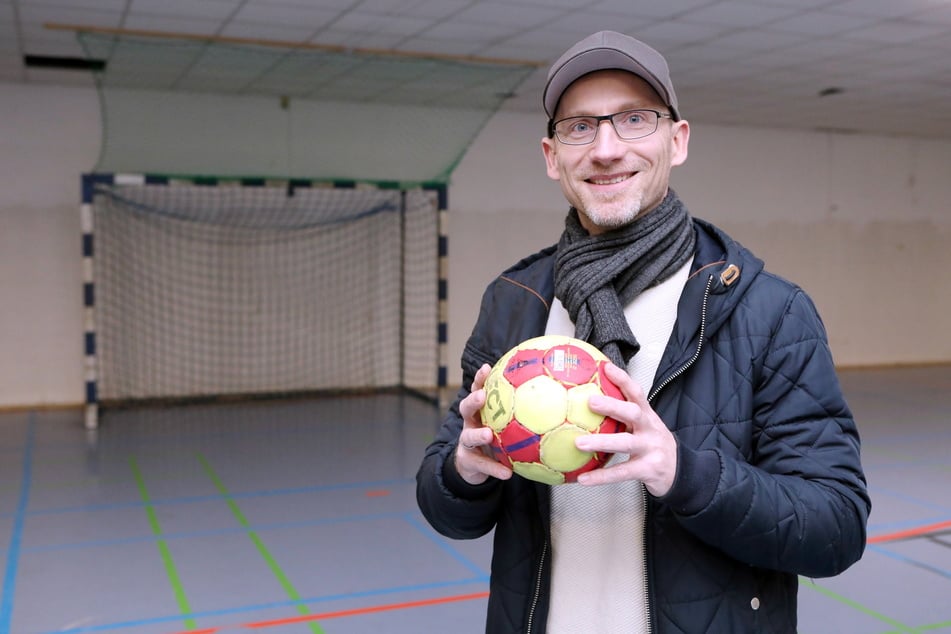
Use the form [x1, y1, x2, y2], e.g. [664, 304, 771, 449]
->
[1, 365, 950, 634]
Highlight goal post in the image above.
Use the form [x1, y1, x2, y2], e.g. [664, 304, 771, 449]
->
[81, 172, 448, 429]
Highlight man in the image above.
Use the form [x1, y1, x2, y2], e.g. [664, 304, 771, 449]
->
[416, 30, 869, 633]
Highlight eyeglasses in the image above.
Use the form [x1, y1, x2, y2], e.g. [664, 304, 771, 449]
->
[550, 108, 673, 145]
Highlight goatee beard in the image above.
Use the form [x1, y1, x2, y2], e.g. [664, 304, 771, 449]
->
[583, 192, 645, 230]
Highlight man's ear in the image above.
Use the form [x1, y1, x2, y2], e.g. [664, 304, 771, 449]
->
[542, 136, 560, 180]
[670, 119, 690, 167]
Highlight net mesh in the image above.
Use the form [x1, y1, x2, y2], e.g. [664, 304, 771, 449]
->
[77, 32, 538, 183]
[89, 178, 440, 406]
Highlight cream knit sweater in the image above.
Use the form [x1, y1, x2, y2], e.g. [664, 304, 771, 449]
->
[545, 260, 689, 633]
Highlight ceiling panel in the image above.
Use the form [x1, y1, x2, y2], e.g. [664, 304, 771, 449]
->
[3, 0, 951, 139]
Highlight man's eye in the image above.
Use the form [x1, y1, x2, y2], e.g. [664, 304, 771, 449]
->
[570, 120, 593, 134]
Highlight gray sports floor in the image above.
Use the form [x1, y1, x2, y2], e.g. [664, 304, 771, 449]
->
[1, 364, 949, 634]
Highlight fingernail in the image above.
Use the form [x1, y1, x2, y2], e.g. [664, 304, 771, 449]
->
[587, 395, 605, 408]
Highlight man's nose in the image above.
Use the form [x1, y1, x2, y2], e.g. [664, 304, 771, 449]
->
[589, 119, 625, 159]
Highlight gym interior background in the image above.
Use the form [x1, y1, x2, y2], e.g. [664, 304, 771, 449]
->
[1, 1, 950, 633]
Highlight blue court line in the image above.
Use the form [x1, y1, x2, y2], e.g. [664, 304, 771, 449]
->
[36, 577, 490, 634]
[403, 512, 490, 578]
[14, 509, 492, 596]
[868, 484, 951, 513]
[868, 513, 951, 535]
[866, 457, 951, 470]
[0, 414, 35, 633]
[866, 543, 951, 580]
[17, 477, 417, 516]
[19, 511, 421, 553]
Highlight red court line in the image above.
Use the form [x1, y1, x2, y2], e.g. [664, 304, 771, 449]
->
[168, 591, 489, 633]
[867, 519, 951, 544]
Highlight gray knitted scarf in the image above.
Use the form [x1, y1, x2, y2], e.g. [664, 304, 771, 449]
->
[553, 189, 696, 367]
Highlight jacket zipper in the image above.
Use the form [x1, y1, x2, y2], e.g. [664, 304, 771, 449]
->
[526, 540, 547, 634]
[639, 481, 652, 633]
[648, 274, 713, 403]
[642, 273, 713, 633]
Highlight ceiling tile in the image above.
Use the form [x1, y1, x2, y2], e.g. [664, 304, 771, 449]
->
[218, 21, 317, 42]
[128, 0, 240, 20]
[330, 11, 431, 37]
[831, 0, 940, 19]
[311, 29, 407, 51]
[628, 19, 733, 49]
[841, 21, 950, 45]
[3, 0, 950, 139]
[122, 15, 226, 35]
[767, 10, 880, 36]
[452, 1, 570, 28]
[19, 5, 124, 29]
[677, 1, 801, 28]
[231, 4, 340, 29]
[587, 0, 719, 20]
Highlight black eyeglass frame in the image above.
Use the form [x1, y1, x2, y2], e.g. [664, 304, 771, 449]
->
[547, 108, 673, 145]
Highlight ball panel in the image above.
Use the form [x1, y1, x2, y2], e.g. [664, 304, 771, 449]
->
[542, 343, 599, 386]
[489, 441, 512, 468]
[513, 376, 568, 434]
[596, 361, 624, 400]
[565, 383, 606, 431]
[562, 458, 604, 482]
[502, 348, 546, 387]
[598, 417, 626, 435]
[563, 337, 609, 360]
[512, 461, 565, 485]
[539, 424, 592, 472]
[496, 419, 542, 464]
[482, 370, 516, 432]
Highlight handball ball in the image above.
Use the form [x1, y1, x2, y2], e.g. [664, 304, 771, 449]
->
[480, 335, 624, 485]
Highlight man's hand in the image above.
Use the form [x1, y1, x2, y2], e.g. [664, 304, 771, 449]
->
[456, 364, 513, 485]
[574, 363, 678, 496]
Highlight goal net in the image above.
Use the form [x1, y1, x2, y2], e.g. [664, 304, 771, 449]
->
[81, 173, 445, 427]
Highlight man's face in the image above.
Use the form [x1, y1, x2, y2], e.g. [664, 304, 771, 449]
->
[542, 70, 689, 235]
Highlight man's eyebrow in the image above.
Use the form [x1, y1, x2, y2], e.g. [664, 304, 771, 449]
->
[558, 103, 658, 118]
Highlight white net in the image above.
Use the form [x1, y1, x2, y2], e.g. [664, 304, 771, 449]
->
[87, 177, 441, 409]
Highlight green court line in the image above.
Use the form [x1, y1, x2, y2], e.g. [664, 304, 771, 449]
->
[909, 619, 951, 632]
[130, 457, 197, 631]
[196, 453, 325, 634]
[799, 576, 916, 633]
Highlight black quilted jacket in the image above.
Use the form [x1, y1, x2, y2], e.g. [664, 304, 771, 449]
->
[416, 218, 870, 633]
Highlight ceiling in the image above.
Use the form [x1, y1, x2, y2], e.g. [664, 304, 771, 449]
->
[3, 0, 951, 139]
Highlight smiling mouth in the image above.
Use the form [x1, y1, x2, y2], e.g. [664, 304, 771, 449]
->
[587, 173, 632, 185]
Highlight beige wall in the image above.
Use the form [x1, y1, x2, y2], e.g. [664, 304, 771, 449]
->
[448, 113, 951, 384]
[1, 82, 949, 407]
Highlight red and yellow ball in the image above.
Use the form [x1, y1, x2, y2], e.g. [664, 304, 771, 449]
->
[480, 335, 624, 485]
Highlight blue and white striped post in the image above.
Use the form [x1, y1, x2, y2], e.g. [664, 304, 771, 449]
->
[82, 172, 148, 428]
[434, 184, 450, 409]
[80, 173, 103, 429]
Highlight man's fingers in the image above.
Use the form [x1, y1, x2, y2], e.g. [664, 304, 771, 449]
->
[603, 362, 648, 406]
[575, 431, 631, 454]
[471, 363, 492, 391]
[456, 428, 512, 483]
[481, 459, 513, 480]
[459, 386, 486, 421]
[461, 426, 494, 449]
